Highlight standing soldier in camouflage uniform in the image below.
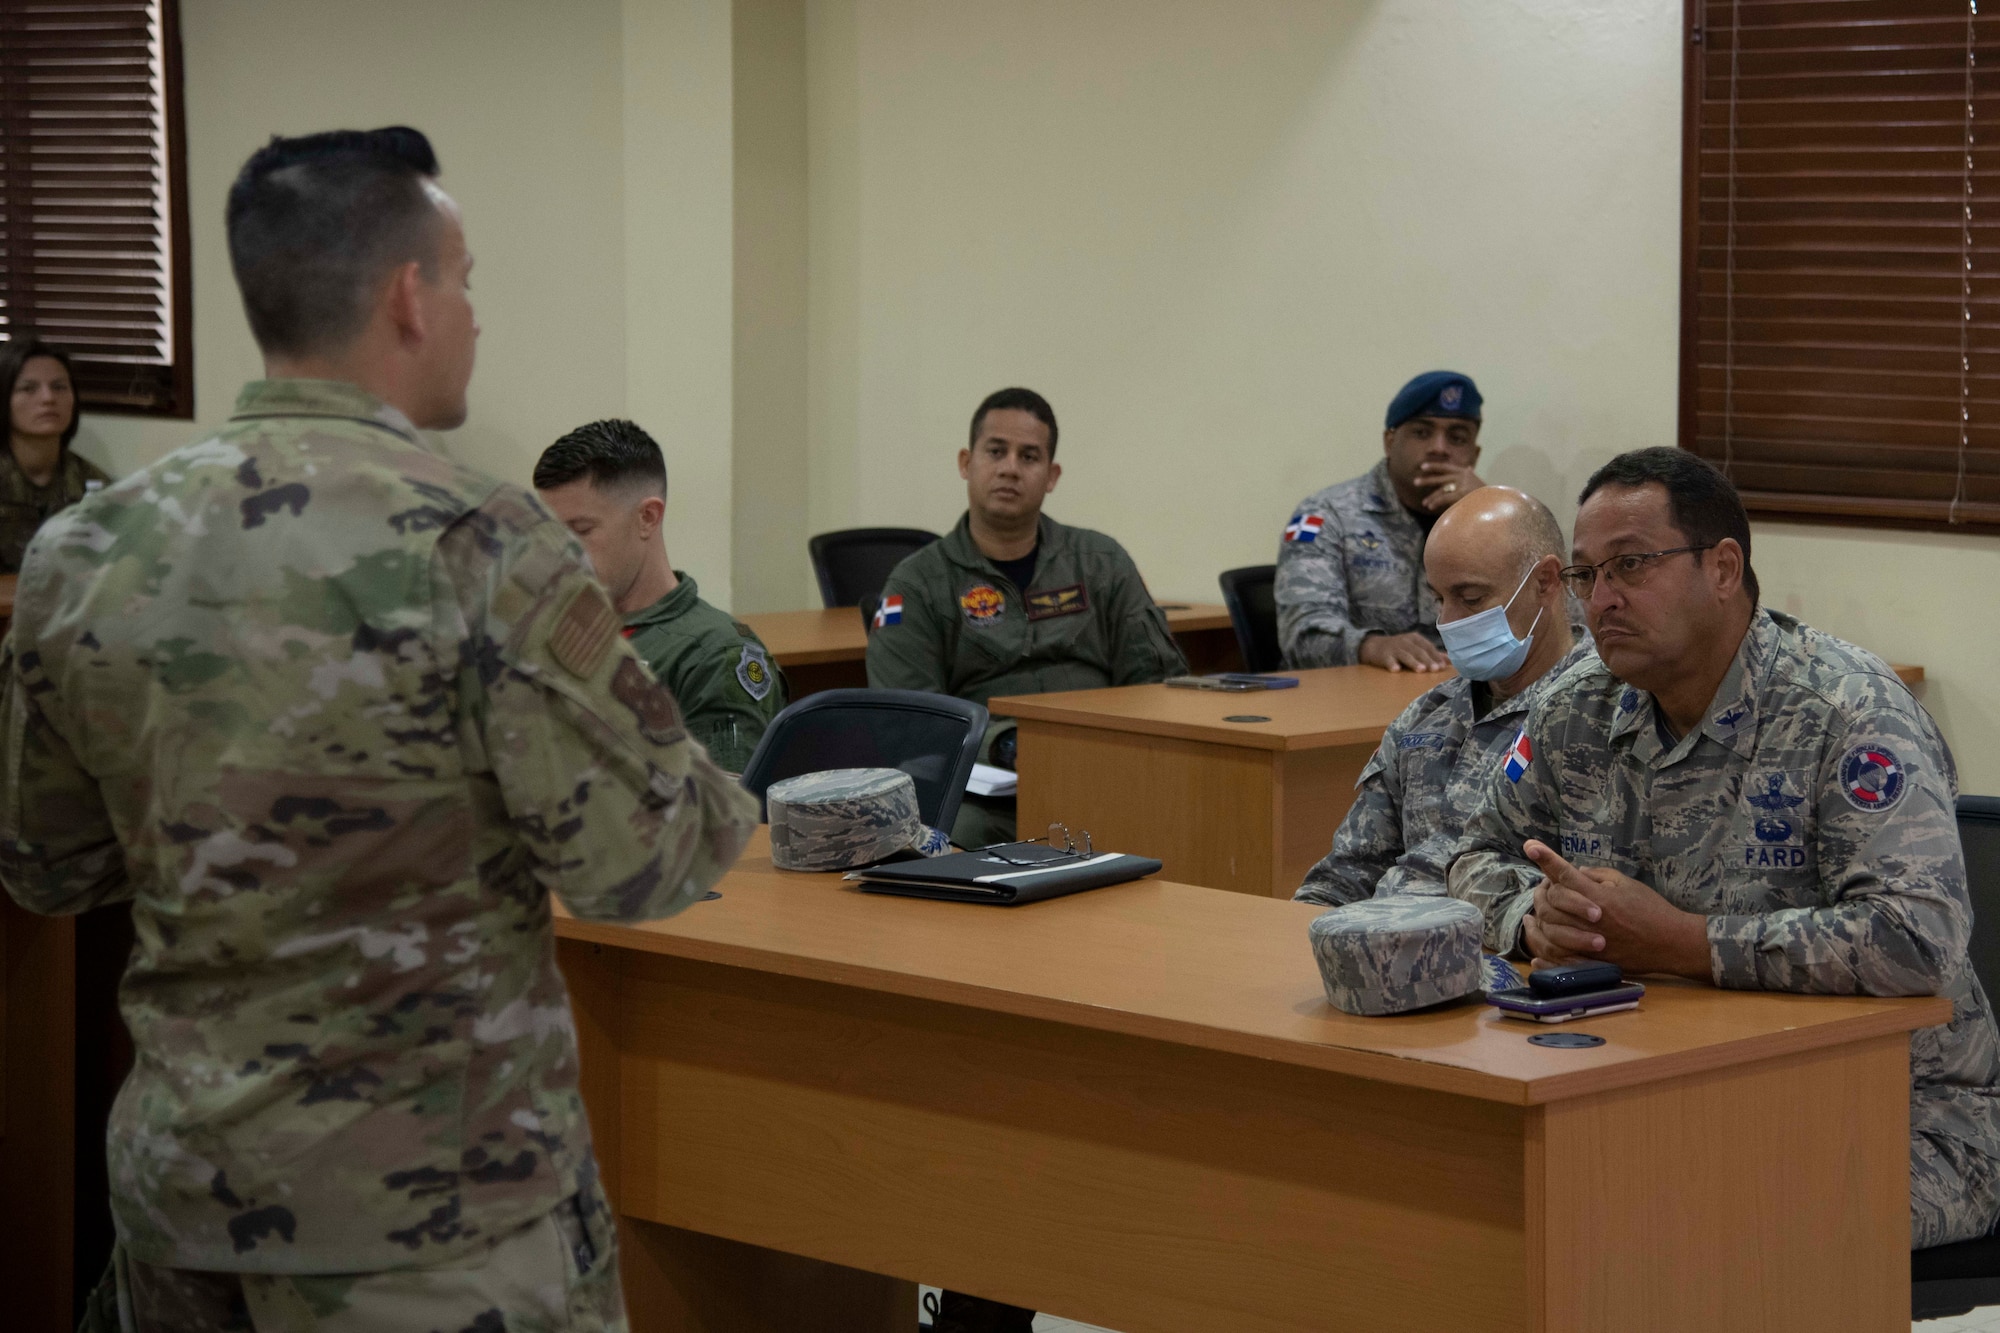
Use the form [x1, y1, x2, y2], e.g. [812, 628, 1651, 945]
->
[0, 128, 760, 1331]
[1446, 448, 2000, 1249]
[1275, 370, 1485, 672]
[0, 335, 113, 572]
[866, 386, 1185, 851]
[534, 418, 785, 773]
[1297, 486, 1590, 905]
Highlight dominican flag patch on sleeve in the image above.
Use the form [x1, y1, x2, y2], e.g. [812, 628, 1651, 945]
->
[873, 595, 903, 628]
[1283, 513, 1325, 543]
[1503, 729, 1533, 783]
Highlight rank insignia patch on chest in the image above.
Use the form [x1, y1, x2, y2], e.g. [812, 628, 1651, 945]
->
[959, 583, 1006, 625]
[1840, 743, 1906, 812]
[1283, 513, 1324, 543]
[1025, 584, 1089, 621]
[736, 643, 774, 701]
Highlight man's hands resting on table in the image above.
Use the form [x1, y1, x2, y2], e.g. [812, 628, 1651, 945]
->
[1358, 630, 1450, 673]
[1519, 839, 1713, 980]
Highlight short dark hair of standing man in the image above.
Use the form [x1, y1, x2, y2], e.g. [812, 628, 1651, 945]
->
[226, 127, 446, 359]
[532, 418, 669, 498]
[970, 387, 1058, 460]
[1577, 447, 1759, 606]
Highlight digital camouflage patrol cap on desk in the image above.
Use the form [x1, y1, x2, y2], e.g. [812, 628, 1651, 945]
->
[1309, 896, 1485, 1016]
[767, 767, 950, 871]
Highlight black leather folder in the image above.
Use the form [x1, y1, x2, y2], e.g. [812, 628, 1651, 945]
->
[844, 842, 1162, 905]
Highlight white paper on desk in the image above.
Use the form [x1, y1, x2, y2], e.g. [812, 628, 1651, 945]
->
[965, 762, 1018, 797]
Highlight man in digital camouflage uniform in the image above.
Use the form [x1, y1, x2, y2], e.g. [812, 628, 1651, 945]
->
[1446, 447, 2000, 1249]
[1296, 485, 1591, 906]
[0, 127, 760, 1332]
[866, 386, 1185, 852]
[1275, 370, 1487, 673]
[534, 418, 785, 773]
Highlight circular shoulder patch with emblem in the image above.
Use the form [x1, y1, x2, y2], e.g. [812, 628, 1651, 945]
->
[1839, 743, 1906, 812]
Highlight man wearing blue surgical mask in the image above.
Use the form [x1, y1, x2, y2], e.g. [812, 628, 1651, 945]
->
[1297, 486, 1590, 904]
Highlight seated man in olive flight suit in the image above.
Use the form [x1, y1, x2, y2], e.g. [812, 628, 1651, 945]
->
[866, 386, 1186, 847]
[535, 419, 784, 772]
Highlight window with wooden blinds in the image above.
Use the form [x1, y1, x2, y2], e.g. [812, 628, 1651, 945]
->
[1682, 0, 2000, 530]
[0, 0, 190, 416]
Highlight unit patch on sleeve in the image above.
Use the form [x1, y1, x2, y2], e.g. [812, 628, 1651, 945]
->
[1024, 584, 1089, 621]
[736, 643, 775, 701]
[1839, 743, 1907, 812]
[959, 583, 1006, 627]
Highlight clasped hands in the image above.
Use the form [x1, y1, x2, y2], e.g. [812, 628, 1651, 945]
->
[1520, 840, 1712, 980]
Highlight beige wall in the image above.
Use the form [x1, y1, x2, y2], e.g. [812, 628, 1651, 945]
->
[85, 0, 630, 495]
[81, 0, 2000, 786]
[804, 0, 2000, 790]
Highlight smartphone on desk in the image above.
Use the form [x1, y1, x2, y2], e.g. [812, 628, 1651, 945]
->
[1488, 980, 1645, 1023]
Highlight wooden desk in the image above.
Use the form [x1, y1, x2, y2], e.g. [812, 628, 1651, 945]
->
[554, 833, 1936, 1332]
[0, 572, 15, 634]
[993, 665, 1443, 897]
[741, 603, 1241, 698]
[994, 660, 1932, 900]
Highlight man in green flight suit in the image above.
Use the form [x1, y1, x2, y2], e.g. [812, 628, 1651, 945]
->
[867, 387, 1185, 842]
[535, 418, 785, 773]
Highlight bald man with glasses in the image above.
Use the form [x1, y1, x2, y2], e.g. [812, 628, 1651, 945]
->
[1446, 447, 2000, 1250]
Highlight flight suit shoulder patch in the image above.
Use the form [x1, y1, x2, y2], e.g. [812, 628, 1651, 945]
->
[1025, 584, 1089, 621]
[549, 582, 619, 679]
[736, 642, 775, 701]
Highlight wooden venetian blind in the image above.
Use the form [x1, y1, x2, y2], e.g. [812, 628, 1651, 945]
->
[0, 0, 190, 416]
[1682, 0, 2000, 529]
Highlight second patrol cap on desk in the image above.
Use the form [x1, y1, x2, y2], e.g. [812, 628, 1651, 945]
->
[1385, 370, 1482, 430]
[767, 767, 950, 872]
[1308, 895, 1484, 1016]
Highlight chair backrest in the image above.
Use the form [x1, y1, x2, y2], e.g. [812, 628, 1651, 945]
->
[738, 688, 987, 833]
[1218, 564, 1282, 673]
[807, 528, 940, 608]
[1959, 796, 2000, 1008]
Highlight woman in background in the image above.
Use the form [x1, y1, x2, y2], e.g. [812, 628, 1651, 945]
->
[0, 335, 111, 573]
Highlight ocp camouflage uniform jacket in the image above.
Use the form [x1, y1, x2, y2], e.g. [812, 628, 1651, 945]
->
[0, 441, 112, 573]
[1446, 609, 2000, 1247]
[0, 378, 761, 1273]
[1274, 459, 1438, 668]
[1296, 640, 1596, 906]
[622, 571, 785, 773]
[865, 512, 1185, 706]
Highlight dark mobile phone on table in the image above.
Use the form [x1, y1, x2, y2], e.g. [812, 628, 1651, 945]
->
[1489, 971, 1645, 1024]
[1528, 961, 1626, 998]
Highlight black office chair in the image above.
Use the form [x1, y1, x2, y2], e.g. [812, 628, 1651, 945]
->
[738, 688, 987, 834]
[1912, 795, 2000, 1320]
[1218, 564, 1282, 673]
[807, 528, 939, 608]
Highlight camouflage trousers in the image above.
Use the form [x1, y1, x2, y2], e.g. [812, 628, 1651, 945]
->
[1915, 1125, 2000, 1250]
[80, 1195, 626, 1333]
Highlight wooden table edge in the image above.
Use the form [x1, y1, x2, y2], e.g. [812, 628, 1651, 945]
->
[987, 701, 1383, 752]
[554, 916, 1947, 1107]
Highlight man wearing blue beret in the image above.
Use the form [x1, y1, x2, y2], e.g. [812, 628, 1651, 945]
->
[1275, 370, 1485, 670]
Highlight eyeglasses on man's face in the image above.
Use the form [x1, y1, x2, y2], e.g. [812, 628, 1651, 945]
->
[1558, 544, 1714, 598]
